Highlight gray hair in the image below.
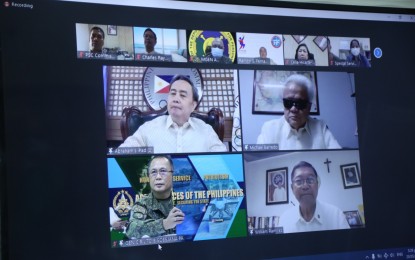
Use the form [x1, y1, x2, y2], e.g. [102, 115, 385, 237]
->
[290, 161, 318, 181]
[284, 74, 314, 102]
[212, 37, 224, 48]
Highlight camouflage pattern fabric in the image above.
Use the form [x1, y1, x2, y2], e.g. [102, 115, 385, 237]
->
[126, 192, 174, 239]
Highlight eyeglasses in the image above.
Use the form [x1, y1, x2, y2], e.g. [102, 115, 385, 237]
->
[149, 168, 173, 177]
[283, 98, 309, 110]
[293, 177, 317, 187]
[211, 44, 224, 49]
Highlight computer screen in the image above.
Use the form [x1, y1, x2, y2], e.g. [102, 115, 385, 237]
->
[1, 0, 415, 259]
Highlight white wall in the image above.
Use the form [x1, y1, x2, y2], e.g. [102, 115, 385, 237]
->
[76, 23, 89, 51]
[244, 150, 363, 218]
[178, 30, 187, 50]
[240, 70, 359, 148]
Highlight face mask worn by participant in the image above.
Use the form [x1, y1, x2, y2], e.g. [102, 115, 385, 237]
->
[211, 47, 224, 58]
[351, 47, 360, 56]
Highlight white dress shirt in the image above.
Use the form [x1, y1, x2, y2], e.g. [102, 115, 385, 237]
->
[119, 115, 227, 153]
[279, 200, 350, 233]
[256, 116, 341, 150]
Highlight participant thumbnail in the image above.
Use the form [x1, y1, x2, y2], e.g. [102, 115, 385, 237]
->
[283, 35, 328, 66]
[239, 70, 359, 151]
[104, 66, 242, 154]
[244, 150, 364, 235]
[236, 33, 284, 65]
[327, 37, 371, 67]
[188, 30, 236, 64]
[133, 27, 187, 62]
[251, 70, 319, 114]
[76, 23, 134, 60]
[108, 154, 246, 248]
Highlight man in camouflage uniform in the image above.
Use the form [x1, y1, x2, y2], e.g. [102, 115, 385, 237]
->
[126, 155, 185, 239]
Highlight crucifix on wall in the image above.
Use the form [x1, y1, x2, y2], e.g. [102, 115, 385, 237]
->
[324, 158, 332, 173]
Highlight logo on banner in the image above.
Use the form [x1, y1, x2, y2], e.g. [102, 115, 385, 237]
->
[271, 35, 282, 48]
[188, 30, 236, 61]
[142, 67, 204, 110]
[112, 190, 134, 217]
[238, 35, 245, 49]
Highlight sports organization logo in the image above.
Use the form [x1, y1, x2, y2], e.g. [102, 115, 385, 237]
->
[188, 30, 236, 62]
[271, 35, 282, 48]
[238, 35, 246, 50]
[112, 189, 134, 217]
[142, 67, 204, 110]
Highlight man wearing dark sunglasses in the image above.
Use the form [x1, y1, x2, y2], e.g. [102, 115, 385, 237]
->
[257, 74, 340, 149]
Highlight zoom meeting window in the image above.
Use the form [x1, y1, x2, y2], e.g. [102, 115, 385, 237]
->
[91, 6, 364, 248]
[2, 1, 415, 259]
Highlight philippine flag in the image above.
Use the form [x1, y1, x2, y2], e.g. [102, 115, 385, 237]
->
[154, 75, 174, 94]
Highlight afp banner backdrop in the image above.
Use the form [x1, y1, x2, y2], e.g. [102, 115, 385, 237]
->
[107, 154, 246, 248]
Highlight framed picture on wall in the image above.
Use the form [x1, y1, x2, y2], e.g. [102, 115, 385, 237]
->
[252, 70, 319, 115]
[313, 36, 328, 51]
[266, 167, 288, 205]
[107, 25, 117, 36]
[340, 163, 361, 189]
[344, 210, 364, 227]
[291, 35, 306, 44]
